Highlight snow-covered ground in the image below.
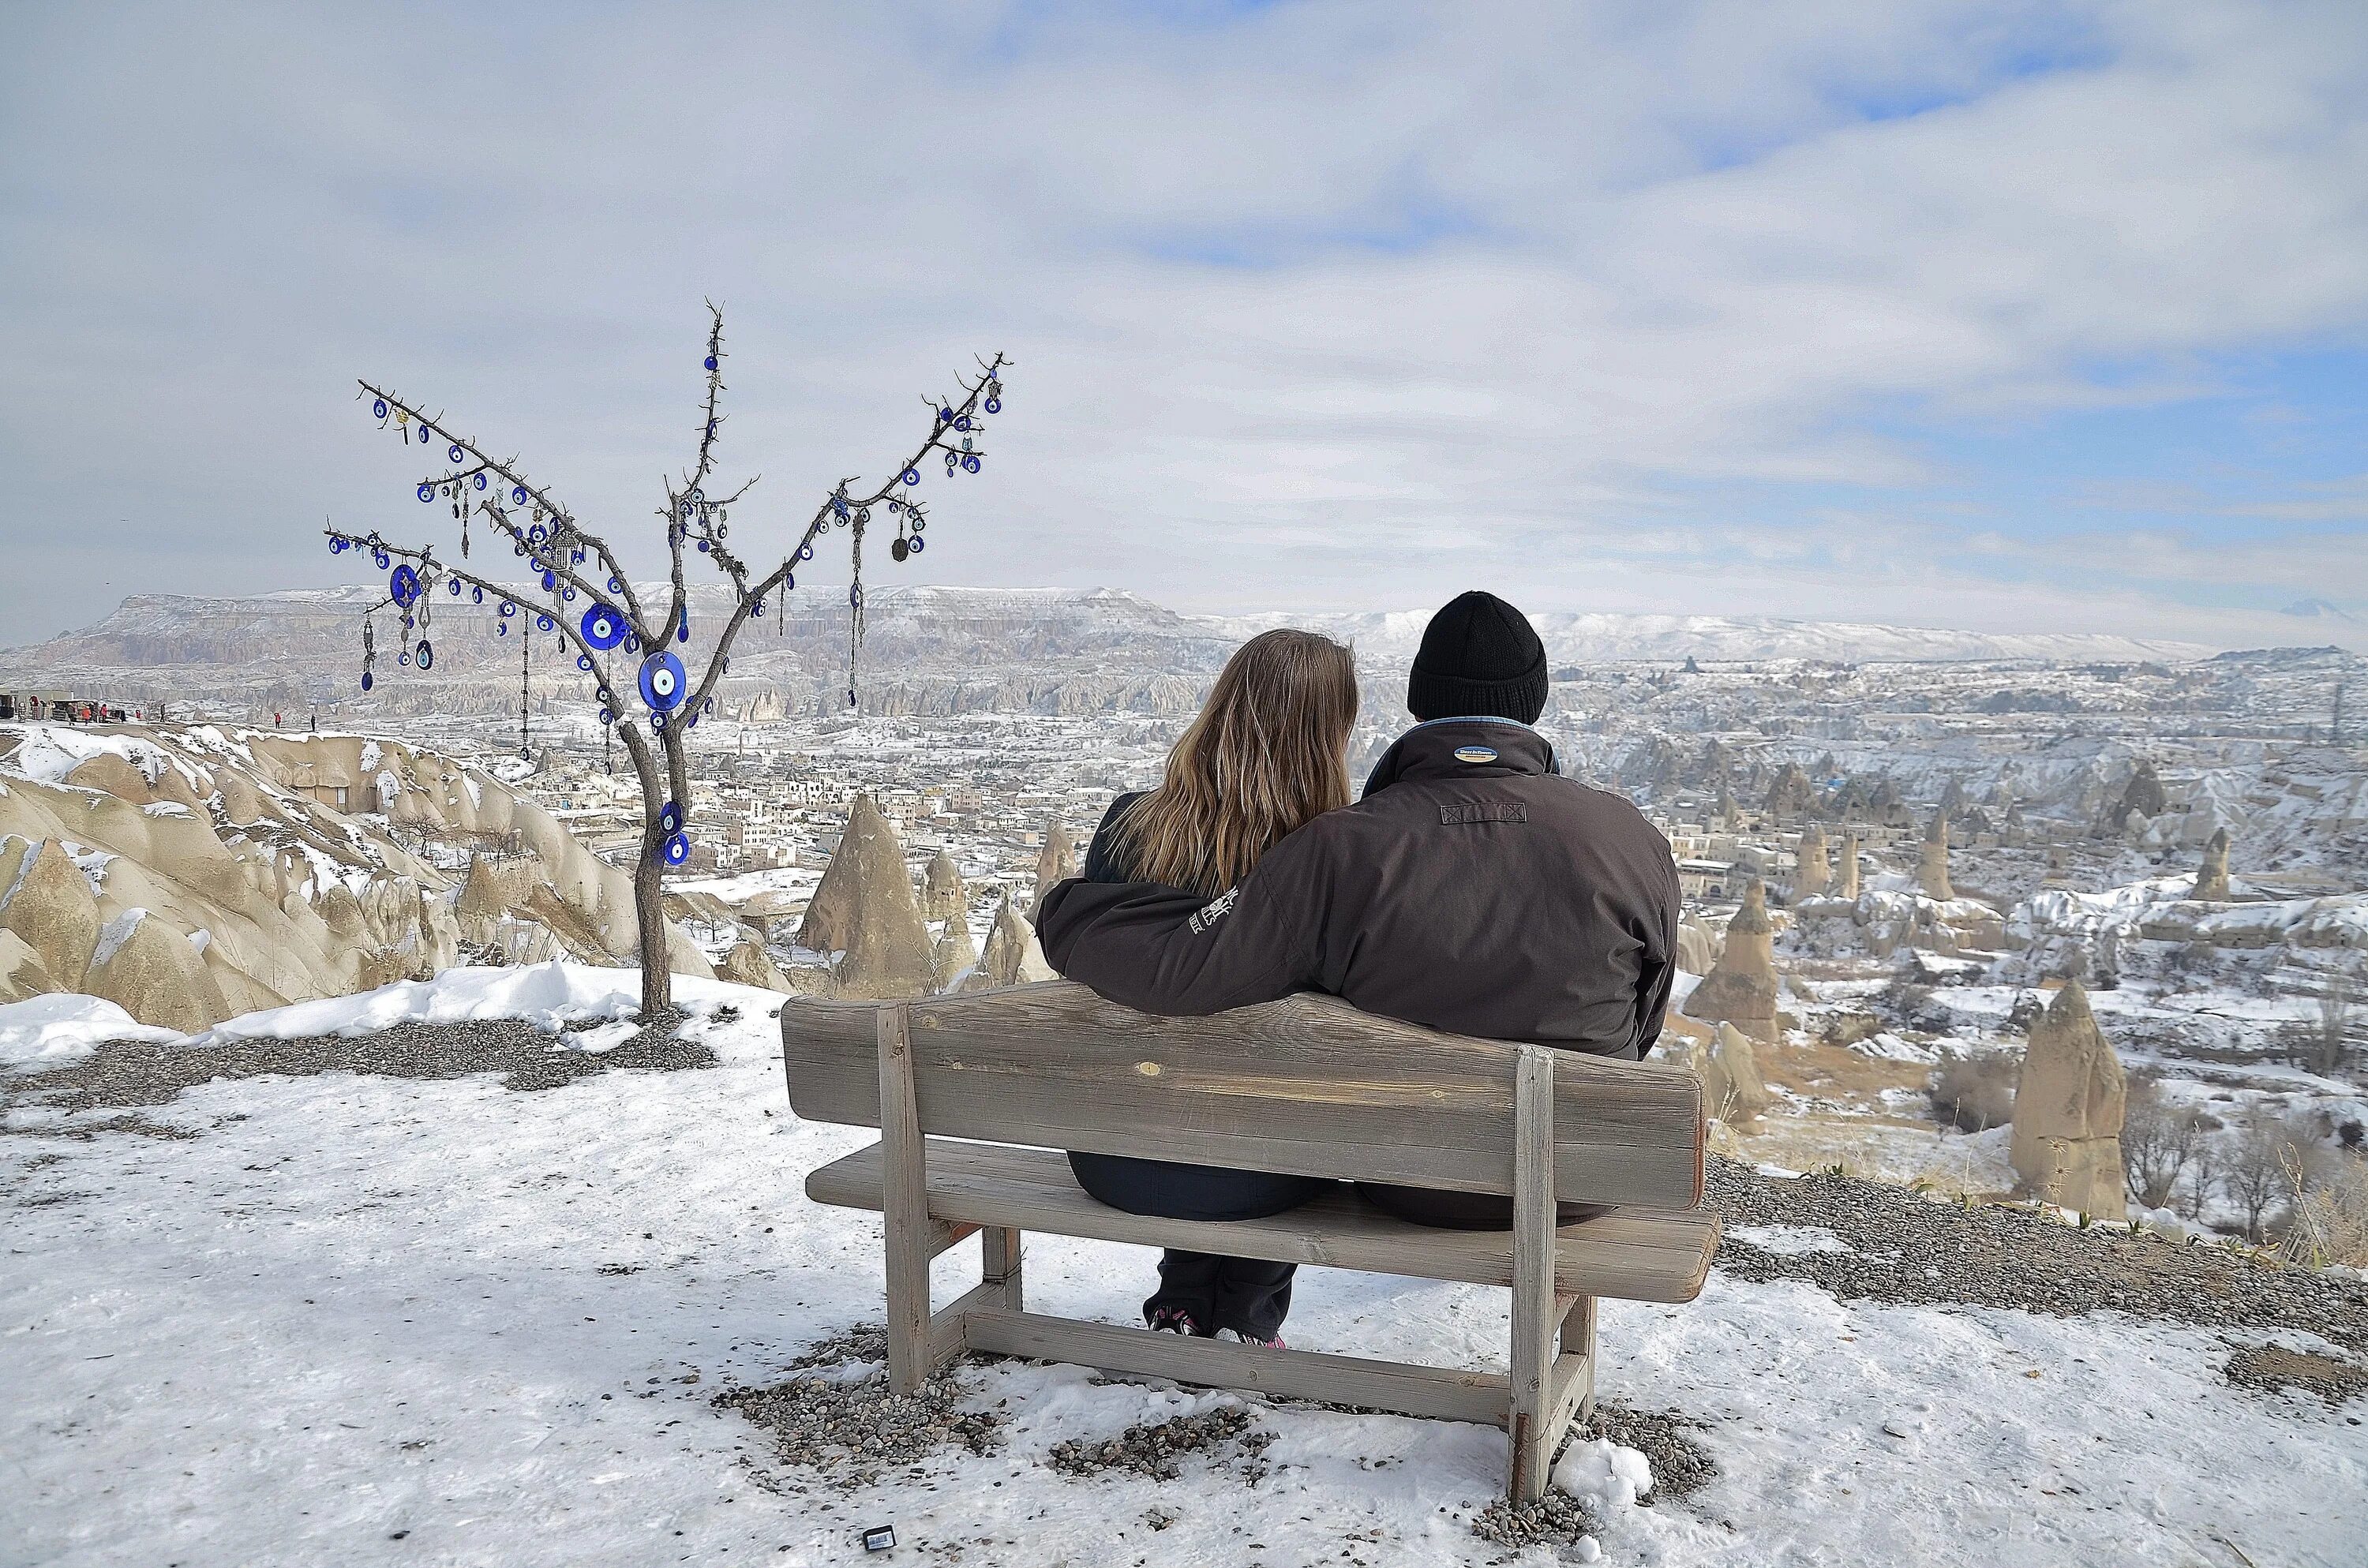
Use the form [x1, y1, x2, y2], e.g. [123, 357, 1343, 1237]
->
[4, 966, 2363, 1566]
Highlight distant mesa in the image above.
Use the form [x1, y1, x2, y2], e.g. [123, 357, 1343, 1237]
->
[2280, 598, 2358, 623]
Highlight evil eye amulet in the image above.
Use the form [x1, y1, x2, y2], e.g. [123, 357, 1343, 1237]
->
[984, 397, 1000, 414]
[639, 649, 687, 710]
[661, 832, 690, 866]
[373, 398, 389, 419]
[536, 614, 554, 632]
[418, 485, 435, 503]
[415, 640, 433, 670]
[658, 800, 682, 833]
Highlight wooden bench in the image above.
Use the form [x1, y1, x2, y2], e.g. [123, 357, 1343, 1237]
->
[782, 979, 1714, 1501]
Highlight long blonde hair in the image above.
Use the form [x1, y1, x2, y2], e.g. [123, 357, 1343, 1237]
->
[1113, 628, 1358, 896]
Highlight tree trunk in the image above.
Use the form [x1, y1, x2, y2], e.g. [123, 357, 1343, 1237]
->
[635, 842, 672, 1018]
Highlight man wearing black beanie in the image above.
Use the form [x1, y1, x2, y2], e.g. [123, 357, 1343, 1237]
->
[1036, 589, 1679, 1229]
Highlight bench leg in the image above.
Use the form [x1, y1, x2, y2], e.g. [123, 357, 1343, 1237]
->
[877, 1005, 931, 1394]
[984, 1226, 1024, 1312]
[1546, 1295, 1597, 1454]
[1508, 1046, 1557, 1503]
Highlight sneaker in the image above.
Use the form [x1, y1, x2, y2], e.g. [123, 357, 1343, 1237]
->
[1147, 1307, 1203, 1335]
[1220, 1328, 1286, 1349]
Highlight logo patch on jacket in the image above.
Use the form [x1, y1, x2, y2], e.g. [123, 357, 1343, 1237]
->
[1452, 745, 1498, 764]
[1187, 888, 1238, 934]
[1439, 802, 1527, 825]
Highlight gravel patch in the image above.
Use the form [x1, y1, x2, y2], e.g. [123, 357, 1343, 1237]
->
[1469, 1488, 1601, 1555]
[1710, 1156, 2368, 1352]
[1578, 1402, 1717, 1500]
[2224, 1344, 2368, 1407]
[711, 1322, 1004, 1491]
[1046, 1404, 1276, 1484]
[0, 1010, 714, 1113]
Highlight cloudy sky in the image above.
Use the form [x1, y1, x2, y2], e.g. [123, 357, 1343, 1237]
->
[4, 1, 2366, 649]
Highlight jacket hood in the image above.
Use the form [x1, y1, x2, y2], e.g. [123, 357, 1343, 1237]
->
[1362, 718, 1557, 798]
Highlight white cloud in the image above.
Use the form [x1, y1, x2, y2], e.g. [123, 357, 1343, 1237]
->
[2, 0, 2366, 649]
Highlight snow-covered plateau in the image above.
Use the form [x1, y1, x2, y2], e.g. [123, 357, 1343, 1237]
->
[4, 964, 2362, 1567]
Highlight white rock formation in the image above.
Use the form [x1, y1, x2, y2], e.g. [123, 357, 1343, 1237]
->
[2009, 980, 2127, 1220]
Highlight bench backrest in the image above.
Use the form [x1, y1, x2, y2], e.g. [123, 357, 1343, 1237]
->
[782, 980, 1703, 1211]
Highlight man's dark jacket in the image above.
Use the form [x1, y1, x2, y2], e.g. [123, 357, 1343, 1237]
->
[1033, 718, 1680, 1063]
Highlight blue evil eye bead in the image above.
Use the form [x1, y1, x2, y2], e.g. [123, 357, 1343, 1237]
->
[954, 415, 972, 432]
[373, 548, 392, 569]
[581, 605, 624, 649]
[499, 600, 515, 617]
[639, 649, 687, 711]
[536, 613, 554, 632]
[909, 534, 924, 553]
[798, 543, 814, 560]
[697, 539, 710, 552]
[624, 633, 640, 653]
[598, 707, 615, 725]
[984, 396, 1000, 414]
[448, 443, 464, 463]
[541, 571, 556, 591]
[415, 640, 433, 671]
[939, 406, 954, 423]
[703, 354, 717, 371]
[448, 578, 461, 595]
[511, 485, 529, 505]
[474, 473, 487, 491]
[903, 467, 920, 486]
[962, 454, 981, 473]
[676, 615, 690, 643]
[418, 425, 433, 444]
[528, 523, 547, 544]
[658, 800, 682, 834]
[608, 575, 623, 593]
[360, 670, 373, 691]
[472, 585, 485, 604]
[418, 484, 436, 503]
[576, 653, 593, 672]
[373, 397, 389, 419]
[783, 572, 794, 589]
[562, 586, 576, 601]
[389, 564, 421, 604]
[661, 831, 691, 866]
[397, 650, 410, 668]
[650, 709, 666, 731]
[497, 622, 508, 637]
[571, 548, 585, 564]
[328, 538, 342, 554]
[750, 597, 763, 616]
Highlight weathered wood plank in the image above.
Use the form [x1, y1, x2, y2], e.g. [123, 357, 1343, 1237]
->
[1508, 1046, 1558, 1503]
[962, 1308, 1513, 1427]
[783, 981, 1704, 1210]
[928, 1277, 1004, 1371]
[876, 1005, 931, 1394]
[807, 1138, 1719, 1304]
[982, 1226, 1023, 1312]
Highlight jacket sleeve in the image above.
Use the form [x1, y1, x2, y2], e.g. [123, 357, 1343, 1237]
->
[1032, 833, 1326, 1016]
[1628, 855, 1681, 1059]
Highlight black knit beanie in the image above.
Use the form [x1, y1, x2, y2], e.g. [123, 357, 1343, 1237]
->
[1406, 590, 1548, 724]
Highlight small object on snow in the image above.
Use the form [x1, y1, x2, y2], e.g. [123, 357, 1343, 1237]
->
[861, 1524, 896, 1552]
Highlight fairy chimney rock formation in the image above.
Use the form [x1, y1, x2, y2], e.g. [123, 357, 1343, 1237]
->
[1032, 821, 1078, 912]
[800, 795, 935, 999]
[1682, 881, 1780, 1042]
[0, 839, 103, 991]
[1837, 832, 1861, 900]
[1792, 823, 1830, 901]
[2194, 828, 2231, 902]
[2009, 980, 2127, 1220]
[1702, 1021, 1772, 1125]
[969, 894, 1057, 990]
[920, 851, 967, 922]
[1917, 811, 1954, 901]
[931, 915, 980, 992]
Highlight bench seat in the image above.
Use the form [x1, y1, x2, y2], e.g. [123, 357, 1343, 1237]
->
[807, 1137, 1718, 1304]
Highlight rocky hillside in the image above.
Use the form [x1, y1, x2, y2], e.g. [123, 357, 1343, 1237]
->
[0, 724, 714, 1029]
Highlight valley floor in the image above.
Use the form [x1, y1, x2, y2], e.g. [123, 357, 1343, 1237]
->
[3, 967, 2363, 1567]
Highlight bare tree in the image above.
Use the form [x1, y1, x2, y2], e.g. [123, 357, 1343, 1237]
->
[2293, 971, 2358, 1079]
[2224, 1110, 2301, 1244]
[2120, 1073, 2199, 1211]
[327, 305, 1008, 1015]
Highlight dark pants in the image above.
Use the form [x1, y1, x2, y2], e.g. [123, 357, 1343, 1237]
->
[1357, 1183, 1611, 1230]
[1067, 1151, 1325, 1341]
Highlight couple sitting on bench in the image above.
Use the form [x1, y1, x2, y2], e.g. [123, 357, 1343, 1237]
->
[1036, 589, 1680, 1349]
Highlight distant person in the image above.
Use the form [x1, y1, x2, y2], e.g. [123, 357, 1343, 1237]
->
[1038, 590, 1680, 1242]
[1061, 628, 1360, 1348]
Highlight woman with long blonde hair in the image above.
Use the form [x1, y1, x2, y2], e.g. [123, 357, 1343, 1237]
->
[1062, 627, 1358, 1347]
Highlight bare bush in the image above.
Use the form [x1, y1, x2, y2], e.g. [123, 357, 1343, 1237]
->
[2120, 1074, 2201, 1211]
[2287, 973, 2359, 1079]
[2281, 1151, 2368, 1269]
[1928, 1053, 2017, 1135]
[2222, 1110, 2314, 1244]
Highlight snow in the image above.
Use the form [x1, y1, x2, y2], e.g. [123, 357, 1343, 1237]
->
[3, 726, 176, 787]
[191, 959, 652, 1044]
[88, 907, 148, 968]
[1553, 1434, 1655, 1512]
[0, 993, 180, 1066]
[4, 961, 2365, 1566]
